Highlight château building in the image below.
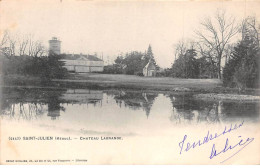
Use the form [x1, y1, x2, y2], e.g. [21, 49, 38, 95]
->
[48, 37, 104, 73]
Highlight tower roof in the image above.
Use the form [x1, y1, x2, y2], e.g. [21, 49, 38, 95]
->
[49, 37, 61, 42]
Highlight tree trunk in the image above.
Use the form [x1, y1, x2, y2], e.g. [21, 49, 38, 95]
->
[218, 68, 221, 79]
[217, 56, 222, 79]
[217, 61, 222, 79]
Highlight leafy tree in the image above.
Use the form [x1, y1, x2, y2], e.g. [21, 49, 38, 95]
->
[144, 44, 159, 70]
[103, 64, 123, 74]
[112, 51, 145, 75]
[111, 45, 160, 75]
[2, 53, 68, 81]
[123, 51, 143, 75]
[39, 53, 68, 80]
[172, 49, 199, 78]
[223, 16, 259, 89]
[223, 39, 259, 89]
[114, 55, 124, 65]
[197, 56, 218, 78]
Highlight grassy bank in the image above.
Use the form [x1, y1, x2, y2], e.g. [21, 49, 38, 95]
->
[1, 73, 259, 95]
[53, 73, 222, 91]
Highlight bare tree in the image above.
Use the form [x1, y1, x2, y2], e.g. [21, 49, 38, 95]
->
[196, 42, 217, 78]
[27, 34, 45, 57]
[223, 44, 234, 65]
[173, 39, 196, 61]
[28, 34, 35, 56]
[0, 30, 8, 48]
[7, 33, 17, 56]
[241, 16, 260, 47]
[195, 9, 239, 79]
[0, 31, 10, 56]
[1, 32, 46, 57]
[174, 40, 187, 61]
[34, 41, 45, 57]
[18, 35, 29, 56]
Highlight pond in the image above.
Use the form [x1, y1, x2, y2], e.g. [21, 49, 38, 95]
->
[1, 87, 259, 136]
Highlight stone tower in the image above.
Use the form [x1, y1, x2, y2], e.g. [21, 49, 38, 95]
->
[49, 37, 61, 55]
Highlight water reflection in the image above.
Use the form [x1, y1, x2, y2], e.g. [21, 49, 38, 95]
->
[1, 87, 259, 125]
[168, 93, 259, 124]
[112, 91, 157, 118]
[62, 89, 103, 105]
[1, 102, 46, 121]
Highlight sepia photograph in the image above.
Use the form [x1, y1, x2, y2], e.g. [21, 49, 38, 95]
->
[0, 0, 259, 165]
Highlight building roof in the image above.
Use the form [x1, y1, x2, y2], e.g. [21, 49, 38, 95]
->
[61, 54, 103, 61]
[144, 60, 156, 70]
[49, 37, 61, 42]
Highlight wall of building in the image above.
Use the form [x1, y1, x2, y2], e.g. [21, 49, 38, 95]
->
[62, 59, 104, 73]
[49, 37, 61, 55]
[63, 60, 103, 66]
[143, 67, 156, 77]
[64, 65, 75, 71]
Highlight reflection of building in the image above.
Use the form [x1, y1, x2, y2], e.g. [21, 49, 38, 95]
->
[114, 91, 158, 118]
[143, 59, 156, 77]
[49, 37, 61, 55]
[61, 89, 103, 104]
[142, 93, 154, 118]
[61, 54, 104, 73]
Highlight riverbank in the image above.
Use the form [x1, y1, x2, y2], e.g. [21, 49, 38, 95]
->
[194, 93, 260, 102]
[1, 74, 260, 96]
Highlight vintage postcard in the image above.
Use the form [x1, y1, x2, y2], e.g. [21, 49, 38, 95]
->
[0, 0, 259, 165]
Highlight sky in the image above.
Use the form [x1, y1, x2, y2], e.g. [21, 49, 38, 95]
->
[1, 0, 260, 68]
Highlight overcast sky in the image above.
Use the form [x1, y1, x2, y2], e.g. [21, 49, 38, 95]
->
[1, 0, 260, 68]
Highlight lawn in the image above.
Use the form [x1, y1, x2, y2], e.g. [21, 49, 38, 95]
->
[3, 73, 259, 94]
[55, 73, 223, 91]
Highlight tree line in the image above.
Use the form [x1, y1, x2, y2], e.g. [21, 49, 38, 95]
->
[104, 44, 159, 76]
[0, 32, 68, 81]
[107, 9, 259, 90]
[171, 10, 259, 89]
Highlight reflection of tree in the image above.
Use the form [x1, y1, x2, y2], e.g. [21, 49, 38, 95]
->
[1, 87, 66, 120]
[169, 95, 197, 124]
[169, 94, 224, 124]
[113, 91, 158, 118]
[220, 101, 259, 119]
[206, 103, 220, 123]
[1, 102, 45, 121]
[47, 98, 64, 120]
[142, 93, 157, 118]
